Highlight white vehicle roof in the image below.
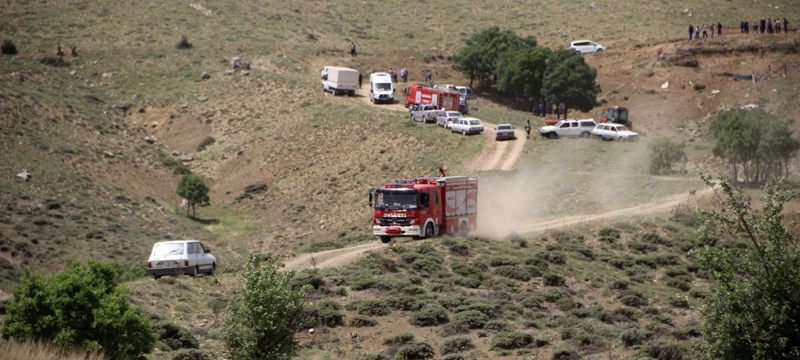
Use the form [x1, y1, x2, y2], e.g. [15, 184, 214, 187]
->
[446, 111, 462, 116]
[497, 123, 513, 128]
[570, 40, 595, 45]
[461, 117, 481, 121]
[153, 240, 200, 244]
[323, 66, 358, 72]
[370, 72, 391, 79]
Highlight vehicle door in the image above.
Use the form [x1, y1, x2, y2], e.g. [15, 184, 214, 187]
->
[418, 191, 432, 230]
[576, 41, 590, 53]
[558, 121, 573, 136]
[197, 242, 211, 269]
[185, 242, 196, 267]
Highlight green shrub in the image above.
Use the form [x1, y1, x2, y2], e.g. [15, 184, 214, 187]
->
[543, 273, 566, 286]
[484, 319, 512, 332]
[438, 294, 468, 309]
[410, 304, 449, 326]
[649, 139, 687, 175]
[441, 354, 465, 360]
[453, 310, 488, 329]
[161, 156, 192, 175]
[314, 300, 344, 327]
[671, 203, 701, 227]
[358, 354, 389, 360]
[387, 294, 425, 311]
[357, 299, 391, 316]
[489, 255, 518, 267]
[628, 241, 658, 253]
[668, 297, 691, 309]
[552, 348, 581, 360]
[620, 327, 647, 347]
[491, 331, 533, 350]
[176, 35, 193, 49]
[349, 316, 377, 327]
[383, 332, 414, 346]
[620, 293, 648, 307]
[454, 301, 498, 318]
[642, 341, 685, 360]
[666, 278, 691, 292]
[172, 349, 209, 360]
[221, 256, 307, 360]
[40, 56, 69, 67]
[2, 260, 155, 359]
[397, 340, 434, 359]
[442, 337, 474, 354]
[609, 279, 629, 290]
[495, 265, 532, 281]
[613, 307, 638, 322]
[156, 321, 199, 350]
[1, 39, 18, 55]
[448, 242, 470, 256]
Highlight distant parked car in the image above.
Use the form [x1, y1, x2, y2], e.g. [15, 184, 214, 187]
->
[455, 86, 477, 100]
[539, 119, 598, 139]
[495, 124, 516, 140]
[147, 240, 216, 279]
[436, 111, 464, 128]
[450, 117, 484, 135]
[592, 123, 640, 141]
[570, 40, 605, 54]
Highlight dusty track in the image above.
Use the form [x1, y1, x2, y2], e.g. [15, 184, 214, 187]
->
[284, 188, 712, 271]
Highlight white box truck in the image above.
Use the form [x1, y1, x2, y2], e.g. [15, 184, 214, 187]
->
[321, 66, 359, 96]
[369, 72, 394, 104]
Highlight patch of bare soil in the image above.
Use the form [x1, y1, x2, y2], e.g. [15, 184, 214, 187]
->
[283, 241, 387, 271]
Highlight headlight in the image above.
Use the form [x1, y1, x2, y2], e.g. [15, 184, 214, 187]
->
[409, 219, 416, 225]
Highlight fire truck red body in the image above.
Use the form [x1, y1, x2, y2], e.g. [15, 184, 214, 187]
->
[372, 176, 478, 243]
[405, 83, 461, 111]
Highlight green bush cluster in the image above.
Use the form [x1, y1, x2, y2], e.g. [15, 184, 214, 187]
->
[491, 331, 533, 350]
[442, 337, 474, 354]
[357, 299, 391, 316]
[410, 304, 449, 326]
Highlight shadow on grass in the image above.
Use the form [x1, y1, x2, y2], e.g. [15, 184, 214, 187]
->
[192, 218, 220, 225]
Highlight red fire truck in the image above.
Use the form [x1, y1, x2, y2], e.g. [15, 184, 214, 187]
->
[371, 176, 478, 243]
[405, 83, 461, 111]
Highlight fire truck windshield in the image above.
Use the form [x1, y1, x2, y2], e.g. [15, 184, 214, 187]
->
[375, 189, 418, 210]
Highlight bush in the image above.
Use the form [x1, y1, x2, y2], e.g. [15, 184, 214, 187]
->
[156, 321, 199, 350]
[620, 327, 647, 347]
[491, 331, 533, 350]
[172, 349, 209, 360]
[484, 319, 512, 332]
[221, 255, 307, 360]
[357, 299, 391, 316]
[161, 156, 192, 175]
[598, 227, 621, 242]
[442, 337, 474, 354]
[619, 290, 648, 307]
[314, 300, 344, 327]
[383, 332, 415, 346]
[349, 316, 377, 327]
[453, 310, 489, 329]
[642, 341, 684, 360]
[397, 340, 434, 359]
[552, 348, 581, 360]
[410, 303, 449, 326]
[609, 279, 629, 290]
[543, 273, 566, 286]
[40, 56, 69, 67]
[1, 39, 17, 55]
[176, 35, 193, 49]
[649, 139, 687, 175]
[1, 261, 155, 359]
[670, 203, 701, 227]
[665, 278, 691, 292]
[489, 255, 518, 267]
[495, 265, 532, 281]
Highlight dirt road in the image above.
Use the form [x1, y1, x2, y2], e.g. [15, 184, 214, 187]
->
[283, 241, 388, 271]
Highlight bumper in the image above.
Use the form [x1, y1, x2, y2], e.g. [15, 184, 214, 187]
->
[496, 133, 516, 140]
[373, 225, 421, 237]
[374, 97, 394, 104]
[148, 266, 193, 276]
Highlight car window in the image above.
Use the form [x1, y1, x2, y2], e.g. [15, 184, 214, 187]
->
[197, 242, 206, 253]
[153, 243, 184, 257]
[560, 123, 570, 128]
[469, 120, 481, 125]
[580, 121, 594, 127]
[611, 127, 618, 132]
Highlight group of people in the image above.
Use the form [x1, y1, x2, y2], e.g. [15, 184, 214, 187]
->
[688, 22, 723, 40]
[739, 18, 789, 34]
[387, 67, 409, 83]
[348, 42, 435, 85]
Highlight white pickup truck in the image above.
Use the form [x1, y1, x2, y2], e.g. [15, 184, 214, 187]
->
[410, 104, 442, 123]
[539, 119, 597, 139]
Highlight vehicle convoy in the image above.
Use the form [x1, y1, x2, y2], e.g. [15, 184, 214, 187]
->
[436, 111, 464, 128]
[369, 72, 394, 104]
[450, 117, 484, 135]
[147, 240, 216, 279]
[321, 66, 359, 95]
[410, 104, 442, 123]
[592, 123, 640, 141]
[371, 176, 478, 243]
[539, 119, 598, 139]
[406, 83, 461, 112]
[495, 123, 516, 140]
[602, 106, 632, 129]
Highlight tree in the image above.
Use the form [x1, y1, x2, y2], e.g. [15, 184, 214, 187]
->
[454, 27, 536, 87]
[711, 109, 800, 184]
[693, 177, 800, 359]
[494, 47, 552, 103]
[2, 261, 155, 359]
[176, 175, 209, 218]
[541, 49, 601, 119]
[222, 255, 309, 360]
[648, 138, 687, 175]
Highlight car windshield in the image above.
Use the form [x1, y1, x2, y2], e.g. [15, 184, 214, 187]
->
[447, 112, 461, 118]
[375, 83, 391, 91]
[469, 120, 481, 125]
[375, 190, 418, 210]
[497, 125, 512, 130]
[153, 243, 185, 257]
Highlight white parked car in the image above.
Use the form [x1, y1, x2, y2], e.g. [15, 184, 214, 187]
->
[450, 117, 484, 135]
[539, 119, 597, 139]
[495, 124, 516, 140]
[570, 40, 605, 54]
[592, 123, 640, 141]
[436, 111, 463, 128]
[455, 86, 477, 100]
[147, 240, 216, 279]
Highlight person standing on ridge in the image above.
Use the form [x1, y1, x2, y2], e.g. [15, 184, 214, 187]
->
[349, 42, 357, 58]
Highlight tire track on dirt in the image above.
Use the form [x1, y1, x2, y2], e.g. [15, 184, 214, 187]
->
[283, 241, 387, 271]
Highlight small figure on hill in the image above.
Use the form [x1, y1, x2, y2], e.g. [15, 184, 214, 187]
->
[753, 19, 759, 33]
[702, 25, 708, 38]
[524, 119, 531, 139]
[717, 22, 723, 36]
[767, 18, 774, 33]
[694, 25, 700, 40]
[784, 18, 789, 32]
[709, 23, 714, 38]
[349, 42, 357, 58]
[389, 67, 397, 83]
[57, 43, 64, 57]
[438, 163, 447, 177]
[399, 67, 408, 82]
[358, 71, 363, 88]
[71, 46, 78, 57]
[775, 19, 782, 33]
[689, 24, 694, 40]
[425, 71, 432, 84]
[537, 102, 545, 117]
[761, 17, 767, 33]
[744, 20, 749, 33]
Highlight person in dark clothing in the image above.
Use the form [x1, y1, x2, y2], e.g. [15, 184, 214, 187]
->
[744, 20, 749, 33]
[754, 20, 759, 33]
[761, 17, 767, 33]
[689, 24, 694, 40]
[524, 119, 531, 139]
[767, 18, 774, 33]
[785, 18, 789, 33]
[775, 19, 781, 33]
[358, 72, 363, 88]
[740, 21, 745, 33]
[718, 22, 722, 36]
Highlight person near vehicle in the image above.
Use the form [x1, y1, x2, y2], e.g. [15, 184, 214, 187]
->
[349, 42, 357, 58]
[425, 71, 432, 84]
[358, 72, 363, 88]
[389, 68, 397, 83]
[399, 67, 408, 82]
[784, 18, 789, 33]
[702, 24, 708, 38]
[524, 119, 531, 139]
[753, 19, 758, 33]
[694, 25, 700, 40]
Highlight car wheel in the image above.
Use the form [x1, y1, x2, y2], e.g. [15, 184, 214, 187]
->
[190, 265, 198, 277]
[209, 263, 216, 275]
[153, 274, 161, 280]
[597, 49, 604, 53]
[380, 236, 392, 243]
[547, 132, 558, 139]
[424, 223, 435, 239]
[580, 131, 590, 138]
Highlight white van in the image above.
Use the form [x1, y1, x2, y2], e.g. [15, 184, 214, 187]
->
[147, 240, 216, 278]
[369, 72, 394, 104]
[321, 66, 359, 96]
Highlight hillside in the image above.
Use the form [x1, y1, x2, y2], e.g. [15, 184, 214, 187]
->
[2, 1, 800, 359]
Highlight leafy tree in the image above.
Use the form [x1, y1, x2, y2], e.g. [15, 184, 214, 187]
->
[494, 47, 552, 103]
[693, 177, 800, 359]
[222, 255, 309, 360]
[541, 49, 601, 119]
[711, 109, 800, 184]
[1, 261, 155, 359]
[454, 27, 536, 87]
[648, 139, 687, 175]
[176, 175, 209, 218]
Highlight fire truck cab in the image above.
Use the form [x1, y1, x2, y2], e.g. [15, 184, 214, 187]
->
[371, 177, 478, 243]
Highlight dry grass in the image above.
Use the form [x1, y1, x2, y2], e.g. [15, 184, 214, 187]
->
[0, 338, 105, 360]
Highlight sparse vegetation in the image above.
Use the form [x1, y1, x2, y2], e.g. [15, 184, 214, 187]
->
[649, 139, 687, 175]
[176, 35, 193, 49]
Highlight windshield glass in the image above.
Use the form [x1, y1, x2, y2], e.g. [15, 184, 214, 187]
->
[498, 125, 512, 130]
[447, 112, 461, 118]
[153, 243, 185, 257]
[375, 190, 418, 210]
[469, 120, 481, 125]
[375, 83, 391, 91]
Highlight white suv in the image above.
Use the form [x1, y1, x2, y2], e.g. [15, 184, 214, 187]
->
[450, 117, 484, 135]
[147, 240, 216, 278]
[539, 119, 597, 139]
[570, 40, 605, 54]
[436, 111, 463, 128]
[592, 123, 639, 141]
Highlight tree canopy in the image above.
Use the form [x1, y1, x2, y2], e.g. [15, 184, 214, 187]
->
[494, 47, 552, 102]
[176, 174, 209, 218]
[454, 26, 537, 87]
[541, 49, 601, 115]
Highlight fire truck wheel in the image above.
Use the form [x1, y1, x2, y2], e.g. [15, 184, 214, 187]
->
[380, 236, 392, 243]
[424, 223, 434, 238]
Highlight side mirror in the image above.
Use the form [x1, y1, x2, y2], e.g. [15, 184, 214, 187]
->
[368, 190, 374, 207]
[204, 248, 212, 254]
